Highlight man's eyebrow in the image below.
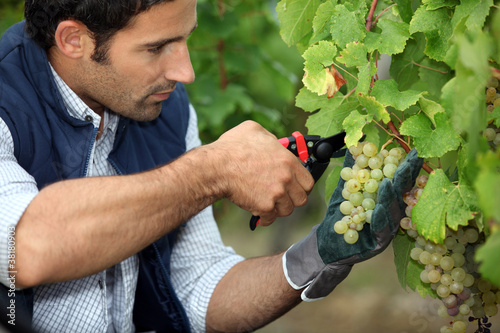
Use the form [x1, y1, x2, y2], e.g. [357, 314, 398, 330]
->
[140, 22, 198, 48]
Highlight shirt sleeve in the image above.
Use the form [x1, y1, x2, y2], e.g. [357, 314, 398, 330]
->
[0, 117, 39, 287]
[170, 104, 245, 333]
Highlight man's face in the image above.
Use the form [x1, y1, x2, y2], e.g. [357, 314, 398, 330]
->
[77, 0, 197, 121]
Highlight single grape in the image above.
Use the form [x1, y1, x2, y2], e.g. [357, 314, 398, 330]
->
[464, 228, 479, 243]
[447, 306, 459, 316]
[365, 210, 373, 223]
[441, 274, 453, 286]
[450, 253, 465, 267]
[410, 247, 423, 261]
[452, 320, 467, 333]
[389, 147, 404, 160]
[494, 133, 500, 145]
[415, 174, 428, 188]
[437, 304, 449, 318]
[356, 154, 369, 169]
[450, 281, 464, 294]
[428, 269, 441, 283]
[340, 201, 355, 215]
[419, 251, 432, 265]
[349, 192, 364, 207]
[342, 188, 351, 200]
[344, 229, 359, 244]
[384, 155, 399, 166]
[348, 145, 363, 157]
[364, 179, 379, 193]
[370, 168, 384, 181]
[484, 128, 496, 141]
[462, 274, 475, 288]
[482, 290, 496, 304]
[346, 179, 361, 193]
[437, 284, 451, 298]
[477, 278, 492, 293]
[430, 253, 442, 266]
[368, 156, 383, 170]
[383, 163, 397, 179]
[340, 167, 352, 181]
[451, 267, 466, 282]
[484, 303, 498, 317]
[420, 270, 430, 283]
[334, 220, 348, 234]
[362, 142, 378, 157]
[443, 294, 457, 308]
[362, 198, 375, 211]
[440, 256, 455, 271]
[356, 169, 371, 183]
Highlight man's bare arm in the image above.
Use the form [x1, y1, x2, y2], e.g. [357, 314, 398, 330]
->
[206, 253, 302, 333]
[14, 121, 314, 288]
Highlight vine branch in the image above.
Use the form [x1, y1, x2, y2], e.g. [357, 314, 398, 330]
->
[366, 0, 378, 31]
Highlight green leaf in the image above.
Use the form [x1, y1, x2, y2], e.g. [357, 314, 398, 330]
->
[412, 169, 478, 244]
[370, 79, 423, 111]
[452, 0, 493, 31]
[330, 4, 366, 47]
[399, 112, 461, 158]
[342, 110, 372, 147]
[474, 151, 500, 223]
[310, 0, 337, 44]
[306, 100, 359, 137]
[389, 33, 426, 91]
[409, 5, 453, 61]
[336, 42, 368, 68]
[423, 0, 459, 11]
[302, 41, 339, 96]
[357, 93, 391, 123]
[393, 0, 414, 23]
[276, 0, 322, 46]
[476, 230, 500, 286]
[356, 59, 377, 95]
[418, 96, 445, 127]
[364, 20, 411, 55]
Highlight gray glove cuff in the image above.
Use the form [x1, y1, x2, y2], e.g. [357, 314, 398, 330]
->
[283, 225, 324, 290]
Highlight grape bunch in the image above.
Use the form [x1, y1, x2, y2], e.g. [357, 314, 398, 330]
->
[333, 141, 406, 244]
[485, 77, 500, 148]
[402, 177, 499, 333]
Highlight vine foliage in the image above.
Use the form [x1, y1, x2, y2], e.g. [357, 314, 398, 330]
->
[275, 0, 500, 293]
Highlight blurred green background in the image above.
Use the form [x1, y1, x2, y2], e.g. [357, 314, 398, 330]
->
[2, 1, 499, 332]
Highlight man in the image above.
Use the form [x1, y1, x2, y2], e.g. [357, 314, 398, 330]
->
[0, 1, 422, 332]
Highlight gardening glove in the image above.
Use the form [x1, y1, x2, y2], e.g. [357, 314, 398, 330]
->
[283, 148, 423, 301]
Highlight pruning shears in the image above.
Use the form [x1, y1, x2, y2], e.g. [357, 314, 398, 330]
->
[249, 131, 347, 230]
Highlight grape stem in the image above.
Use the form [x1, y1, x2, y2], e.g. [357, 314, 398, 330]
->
[387, 120, 434, 174]
[366, 0, 378, 30]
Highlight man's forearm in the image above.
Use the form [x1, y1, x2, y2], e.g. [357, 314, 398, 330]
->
[15, 144, 222, 288]
[206, 254, 302, 333]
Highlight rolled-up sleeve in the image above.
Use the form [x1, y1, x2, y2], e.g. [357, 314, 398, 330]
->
[169, 105, 244, 332]
[0, 118, 38, 287]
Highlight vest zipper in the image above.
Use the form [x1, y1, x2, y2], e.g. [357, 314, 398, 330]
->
[82, 128, 99, 177]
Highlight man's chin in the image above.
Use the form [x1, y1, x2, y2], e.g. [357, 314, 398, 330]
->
[126, 103, 163, 122]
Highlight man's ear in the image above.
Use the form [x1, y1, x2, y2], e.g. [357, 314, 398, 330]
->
[53, 20, 91, 59]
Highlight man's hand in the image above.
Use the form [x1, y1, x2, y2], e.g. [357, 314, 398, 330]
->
[209, 121, 315, 225]
[283, 148, 423, 301]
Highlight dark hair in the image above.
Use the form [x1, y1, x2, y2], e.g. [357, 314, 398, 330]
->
[24, 0, 173, 63]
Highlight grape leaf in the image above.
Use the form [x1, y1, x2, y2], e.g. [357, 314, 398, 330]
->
[357, 93, 391, 123]
[342, 110, 373, 147]
[409, 5, 453, 61]
[389, 33, 426, 91]
[412, 169, 478, 244]
[452, 0, 493, 31]
[418, 96, 445, 127]
[393, 0, 414, 23]
[364, 19, 411, 56]
[330, 4, 366, 47]
[423, 0, 459, 10]
[310, 0, 337, 44]
[356, 59, 377, 95]
[305, 100, 358, 137]
[276, 0, 322, 46]
[474, 151, 500, 223]
[476, 230, 500, 286]
[417, 57, 453, 101]
[399, 112, 460, 158]
[336, 42, 368, 68]
[370, 79, 423, 111]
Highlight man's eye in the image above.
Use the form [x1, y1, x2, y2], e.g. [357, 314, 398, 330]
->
[147, 46, 162, 54]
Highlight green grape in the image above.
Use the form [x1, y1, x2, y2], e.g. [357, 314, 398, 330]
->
[340, 201, 354, 215]
[383, 163, 397, 178]
[451, 267, 466, 282]
[384, 155, 399, 166]
[365, 210, 373, 223]
[334, 220, 348, 234]
[356, 169, 371, 183]
[346, 179, 361, 192]
[362, 198, 375, 211]
[389, 147, 404, 160]
[349, 192, 364, 207]
[348, 145, 363, 156]
[340, 167, 352, 181]
[368, 156, 383, 169]
[364, 179, 379, 193]
[342, 188, 351, 200]
[362, 142, 378, 157]
[344, 229, 359, 244]
[428, 269, 442, 283]
[355, 154, 369, 168]
[370, 168, 383, 180]
[484, 127, 496, 141]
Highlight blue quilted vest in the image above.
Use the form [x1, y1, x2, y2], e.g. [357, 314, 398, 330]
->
[0, 22, 192, 333]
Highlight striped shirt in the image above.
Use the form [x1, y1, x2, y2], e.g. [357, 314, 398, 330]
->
[0, 64, 244, 332]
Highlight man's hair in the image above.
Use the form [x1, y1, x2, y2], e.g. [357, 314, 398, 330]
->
[24, 0, 173, 63]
